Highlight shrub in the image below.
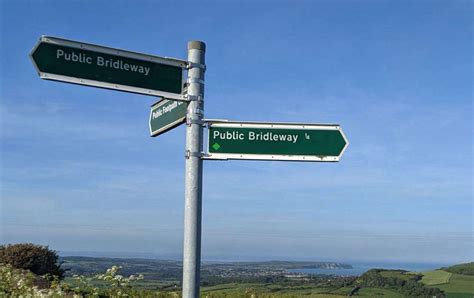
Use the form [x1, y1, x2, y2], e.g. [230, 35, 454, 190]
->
[0, 243, 65, 279]
[0, 263, 66, 297]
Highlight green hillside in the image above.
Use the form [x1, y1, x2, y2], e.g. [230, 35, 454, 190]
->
[200, 267, 474, 298]
[425, 274, 474, 298]
[420, 264, 474, 298]
[442, 262, 474, 276]
[355, 269, 444, 297]
[200, 283, 404, 297]
[421, 270, 452, 285]
[4, 255, 474, 297]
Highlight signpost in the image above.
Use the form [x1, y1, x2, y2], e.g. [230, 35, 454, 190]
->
[30, 36, 187, 100]
[149, 99, 188, 137]
[30, 36, 349, 298]
[206, 121, 348, 162]
[182, 41, 206, 298]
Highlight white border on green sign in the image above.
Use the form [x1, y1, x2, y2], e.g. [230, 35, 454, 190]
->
[149, 99, 187, 137]
[30, 36, 187, 101]
[203, 120, 349, 162]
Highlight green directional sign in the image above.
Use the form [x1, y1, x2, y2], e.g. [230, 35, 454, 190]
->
[206, 121, 348, 162]
[30, 36, 186, 100]
[150, 99, 188, 137]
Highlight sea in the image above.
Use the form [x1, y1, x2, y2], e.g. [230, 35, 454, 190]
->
[288, 262, 449, 277]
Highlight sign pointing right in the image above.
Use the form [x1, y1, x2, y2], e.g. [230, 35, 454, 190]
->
[205, 121, 348, 162]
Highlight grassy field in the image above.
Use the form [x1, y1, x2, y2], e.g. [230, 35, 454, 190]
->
[199, 283, 405, 297]
[379, 270, 418, 281]
[421, 270, 452, 285]
[201, 283, 343, 297]
[59, 259, 474, 297]
[427, 273, 474, 297]
[62, 270, 474, 298]
[356, 288, 404, 298]
[418, 262, 474, 298]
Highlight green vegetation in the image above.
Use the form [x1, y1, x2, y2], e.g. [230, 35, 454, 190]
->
[0, 243, 65, 279]
[425, 273, 474, 298]
[2, 242, 473, 297]
[199, 283, 406, 297]
[62, 256, 182, 283]
[9, 260, 474, 298]
[419, 264, 474, 298]
[421, 270, 452, 285]
[202, 283, 354, 297]
[198, 274, 360, 297]
[1, 263, 181, 297]
[356, 269, 445, 297]
[62, 256, 351, 285]
[1, 261, 420, 298]
[379, 269, 418, 281]
[442, 262, 474, 276]
[355, 287, 403, 297]
[0, 263, 66, 297]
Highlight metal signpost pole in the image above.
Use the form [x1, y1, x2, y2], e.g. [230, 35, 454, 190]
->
[30, 35, 349, 298]
[182, 41, 206, 298]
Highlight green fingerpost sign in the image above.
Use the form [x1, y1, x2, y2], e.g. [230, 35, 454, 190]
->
[206, 121, 348, 162]
[150, 99, 188, 137]
[30, 36, 187, 100]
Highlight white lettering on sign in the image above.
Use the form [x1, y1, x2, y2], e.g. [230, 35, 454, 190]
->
[213, 130, 299, 144]
[56, 49, 151, 76]
[56, 49, 92, 64]
[152, 101, 184, 119]
[213, 130, 245, 140]
[248, 131, 299, 143]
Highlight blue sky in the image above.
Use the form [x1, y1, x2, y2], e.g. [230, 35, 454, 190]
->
[0, 0, 472, 264]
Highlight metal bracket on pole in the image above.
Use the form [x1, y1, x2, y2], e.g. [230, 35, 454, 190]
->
[186, 62, 206, 72]
[202, 119, 228, 124]
[186, 117, 205, 127]
[190, 108, 204, 116]
[184, 94, 203, 102]
[185, 150, 204, 159]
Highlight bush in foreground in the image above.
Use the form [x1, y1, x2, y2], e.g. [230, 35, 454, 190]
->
[1, 262, 180, 297]
[0, 243, 65, 279]
[0, 263, 66, 297]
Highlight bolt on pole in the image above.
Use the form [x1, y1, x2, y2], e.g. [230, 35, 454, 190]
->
[182, 40, 206, 298]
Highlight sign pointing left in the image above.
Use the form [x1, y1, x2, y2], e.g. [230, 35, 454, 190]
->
[149, 98, 188, 137]
[30, 36, 187, 100]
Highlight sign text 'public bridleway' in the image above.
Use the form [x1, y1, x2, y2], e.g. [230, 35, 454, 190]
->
[30, 36, 187, 100]
[206, 121, 348, 162]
